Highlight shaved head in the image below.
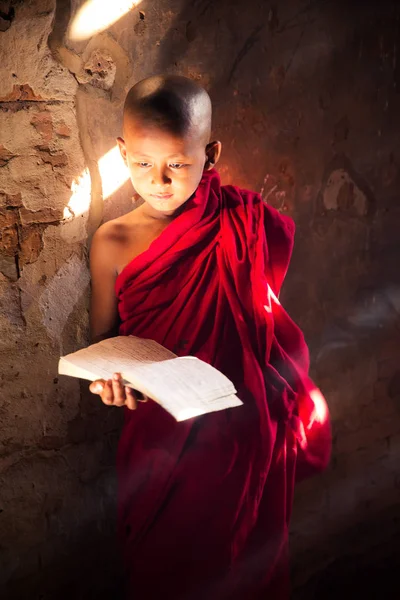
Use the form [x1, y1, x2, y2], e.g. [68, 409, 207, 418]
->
[117, 74, 221, 216]
[123, 75, 212, 144]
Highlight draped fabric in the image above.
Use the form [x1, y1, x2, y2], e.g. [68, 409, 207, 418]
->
[115, 169, 331, 599]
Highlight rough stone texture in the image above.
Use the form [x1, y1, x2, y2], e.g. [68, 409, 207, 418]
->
[0, 2, 121, 598]
[323, 169, 369, 216]
[78, 49, 117, 90]
[0, 0, 399, 598]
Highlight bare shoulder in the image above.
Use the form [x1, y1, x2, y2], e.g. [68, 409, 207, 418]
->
[92, 210, 138, 245]
[90, 210, 138, 272]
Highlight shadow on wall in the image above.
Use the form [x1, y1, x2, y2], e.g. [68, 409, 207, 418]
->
[2, 523, 123, 600]
[291, 504, 400, 600]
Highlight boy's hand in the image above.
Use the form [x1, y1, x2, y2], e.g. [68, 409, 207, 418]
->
[89, 373, 147, 410]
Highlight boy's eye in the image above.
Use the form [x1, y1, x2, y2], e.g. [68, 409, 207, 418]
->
[169, 163, 187, 169]
[137, 162, 152, 168]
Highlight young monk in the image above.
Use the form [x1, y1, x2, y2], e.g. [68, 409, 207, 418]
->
[89, 74, 331, 600]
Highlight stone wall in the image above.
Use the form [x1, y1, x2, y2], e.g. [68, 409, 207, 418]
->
[0, 0, 399, 598]
[0, 2, 122, 598]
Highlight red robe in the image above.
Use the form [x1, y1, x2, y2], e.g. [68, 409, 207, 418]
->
[115, 169, 331, 599]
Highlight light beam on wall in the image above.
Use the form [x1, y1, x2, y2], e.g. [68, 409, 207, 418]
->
[98, 145, 130, 200]
[64, 168, 91, 219]
[69, 0, 143, 41]
[64, 145, 130, 219]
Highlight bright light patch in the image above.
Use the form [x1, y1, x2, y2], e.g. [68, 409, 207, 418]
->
[69, 0, 142, 41]
[63, 146, 129, 220]
[176, 407, 205, 421]
[63, 168, 91, 219]
[264, 284, 281, 313]
[98, 145, 130, 199]
[308, 388, 328, 427]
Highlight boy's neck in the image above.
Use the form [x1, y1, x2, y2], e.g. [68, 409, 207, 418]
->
[139, 199, 188, 221]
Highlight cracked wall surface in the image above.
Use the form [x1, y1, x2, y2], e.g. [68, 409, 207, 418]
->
[0, 0, 399, 598]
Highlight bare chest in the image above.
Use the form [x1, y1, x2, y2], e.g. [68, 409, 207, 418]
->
[116, 219, 171, 275]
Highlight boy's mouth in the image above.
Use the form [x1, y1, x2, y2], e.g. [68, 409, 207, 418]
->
[151, 193, 173, 200]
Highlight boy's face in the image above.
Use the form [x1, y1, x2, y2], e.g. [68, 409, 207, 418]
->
[117, 120, 220, 216]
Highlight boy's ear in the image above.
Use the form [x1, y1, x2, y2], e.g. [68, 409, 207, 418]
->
[204, 140, 222, 170]
[117, 137, 128, 165]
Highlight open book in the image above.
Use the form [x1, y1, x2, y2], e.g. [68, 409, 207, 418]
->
[58, 336, 242, 421]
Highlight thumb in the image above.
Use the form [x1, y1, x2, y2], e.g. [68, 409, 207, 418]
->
[89, 379, 105, 394]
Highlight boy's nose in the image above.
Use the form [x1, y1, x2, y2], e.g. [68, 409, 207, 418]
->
[152, 167, 172, 187]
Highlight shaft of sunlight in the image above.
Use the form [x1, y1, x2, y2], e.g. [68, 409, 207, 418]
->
[63, 168, 91, 219]
[64, 146, 129, 220]
[69, 0, 143, 41]
[98, 145, 130, 200]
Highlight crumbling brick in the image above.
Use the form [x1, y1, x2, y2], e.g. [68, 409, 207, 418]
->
[0, 84, 43, 102]
[18, 224, 44, 266]
[30, 111, 54, 142]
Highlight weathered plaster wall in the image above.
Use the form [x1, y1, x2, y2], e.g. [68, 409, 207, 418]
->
[0, 2, 122, 598]
[0, 0, 399, 598]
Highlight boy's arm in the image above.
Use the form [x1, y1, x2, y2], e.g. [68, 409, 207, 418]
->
[88, 225, 141, 410]
[89, 225, 120, 343]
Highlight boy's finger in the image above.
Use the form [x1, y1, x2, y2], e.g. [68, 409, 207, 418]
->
[101, 379, 114, 405]
[134, 390, 148, 402]
[89, 379, 105, 395]
[125, 387, 138, 411]
[112, 373, 126, 407]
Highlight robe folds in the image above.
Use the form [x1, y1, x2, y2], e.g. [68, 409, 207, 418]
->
[115, 169, 331, 599]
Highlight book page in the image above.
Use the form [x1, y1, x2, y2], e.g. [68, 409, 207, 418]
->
[59, 336, 243, 421]
[175, 395, 242, 421]
[59, 336, 177, 384]
[122, 357, 242, 421]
